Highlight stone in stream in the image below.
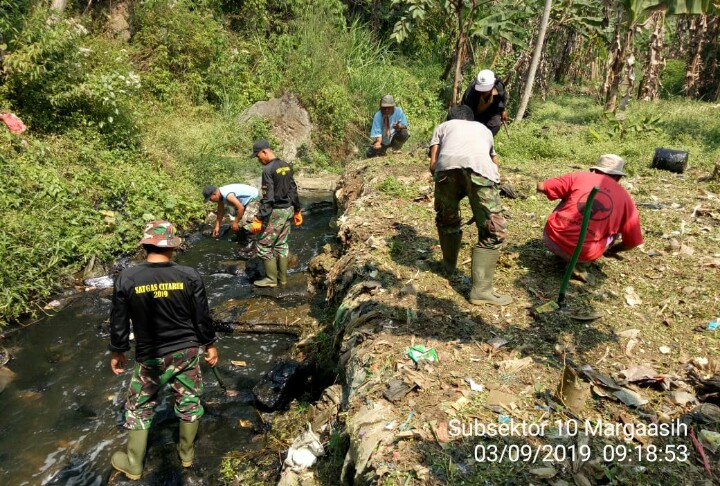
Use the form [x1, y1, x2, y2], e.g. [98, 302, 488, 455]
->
[0, 366, 16, 393]
[253, 361, 306, 410]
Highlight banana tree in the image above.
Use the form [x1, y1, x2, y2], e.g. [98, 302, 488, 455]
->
[391, 0, 529, 104]
[605, 0, 716, 111]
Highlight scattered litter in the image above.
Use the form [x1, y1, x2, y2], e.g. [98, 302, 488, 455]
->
[557, 365, 589, 413]
[84, 275, 114, 289]
[406, 345, 438, 364]
[497, 356, 533, 374]
[384, 421, 397, 431]
[707, 319, 719, 331]
[625, 339, 638, 357]
[568, 311, 602, 321]
[384, 379, 415, 403]
[464, 377, 484, 392]
[487, 389, 518, 411]
[617, 328, 640, 339]
[618, 365, 658, 383]
[688, 403, 720, 424]
[498, 415, 511, 424]
[659, 346, 671, 354]
[612, 388, 649, 407]
[486, 337, 509, 349]
[689, 426, 713, 475]
[534, 300, 559, 314]
[399, 411, 415, 431]
[624, 287, 642, 306]
[283, 424, 324, 472]
[230, 360, 247, 367]
[238, 419, 253, 428]
[432, 421, 450, 443]
[530, 467, 557, 479]
[699, 430, 720, 453]
[668, 390, 698, 406]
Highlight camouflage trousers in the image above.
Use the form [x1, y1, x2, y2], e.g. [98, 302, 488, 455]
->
[238, 199, 260, 234]
[123, 347, 204, 430]
[256, 207, 293, 260]
[434, 168, 507, 249]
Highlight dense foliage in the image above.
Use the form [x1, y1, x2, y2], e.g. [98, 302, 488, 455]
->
[0, 1, 718, 326]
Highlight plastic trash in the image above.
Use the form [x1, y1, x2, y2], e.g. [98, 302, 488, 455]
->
[708, 319, 719, 331]
[464, 377, 484, 392]
[406, 345, 438, 363]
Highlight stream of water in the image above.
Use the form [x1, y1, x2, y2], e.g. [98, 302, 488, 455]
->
[0, 198, 334, 485]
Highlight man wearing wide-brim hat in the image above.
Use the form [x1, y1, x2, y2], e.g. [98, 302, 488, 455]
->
[367, 94, 410, 157]
[536, 154, 644, 281]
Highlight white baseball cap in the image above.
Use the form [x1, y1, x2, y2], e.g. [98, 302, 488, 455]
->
[474, 69, 496, 92]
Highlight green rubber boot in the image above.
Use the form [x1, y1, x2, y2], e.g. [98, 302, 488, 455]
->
[111, 429, 149, 480]
[254, 258, 278, 287]
[178, 420, 199, 468]
[438, 231, 462, 276]
[277, 255, 288, 285]
[468, 247, 513, 306]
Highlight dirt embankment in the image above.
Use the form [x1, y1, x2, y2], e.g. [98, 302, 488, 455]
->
[304, 154, 720, 485]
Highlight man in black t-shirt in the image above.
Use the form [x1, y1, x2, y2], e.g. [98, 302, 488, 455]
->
[108, 220, 218, 480]
[249, 140, 303, 288]
[461, 69, 508, 136]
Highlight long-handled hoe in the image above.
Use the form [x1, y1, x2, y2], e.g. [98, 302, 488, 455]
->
[534, 186, 599, 314]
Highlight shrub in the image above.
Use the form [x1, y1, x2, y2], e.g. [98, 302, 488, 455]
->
[1, 8, 140, 145]
[661, 59, 685, 98]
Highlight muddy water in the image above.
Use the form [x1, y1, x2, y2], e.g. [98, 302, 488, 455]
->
[0, 198, 334, 485]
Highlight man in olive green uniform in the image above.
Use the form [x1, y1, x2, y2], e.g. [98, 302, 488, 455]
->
[249, 140, 303, 287]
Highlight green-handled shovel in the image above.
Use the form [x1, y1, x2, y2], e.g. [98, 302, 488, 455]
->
[535, 186, 600, 314]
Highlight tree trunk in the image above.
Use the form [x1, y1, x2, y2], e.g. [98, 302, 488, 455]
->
[515, 0, 552, 122]
[638, 9, 666, 101]
[684, 15, 708, 98]
[50, 0, 67, 13]
[452, 32, 468, 105]
[670, 16, 691, 58]
[699, 15, 720, 101]
[450, 0, 476, 105]
[554, 27, 579, 84]
[605, 28, 633, 113]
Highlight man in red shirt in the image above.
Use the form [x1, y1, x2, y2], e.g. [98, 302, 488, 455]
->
[537, 154, 643, 279]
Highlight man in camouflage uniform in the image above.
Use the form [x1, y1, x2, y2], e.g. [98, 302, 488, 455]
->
[109, 221, 218, 480]
[429, 105, 512, 306]
[249, 140, 303, 287]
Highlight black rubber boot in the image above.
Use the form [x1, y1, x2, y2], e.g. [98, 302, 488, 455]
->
[111, 429, 149, 480]
[277, 255, 288, 285]
[469, 247, 512, 306]
[178, 421, 199, 468]
[438, 231, 462, 276]
[254, 258, 278, 287]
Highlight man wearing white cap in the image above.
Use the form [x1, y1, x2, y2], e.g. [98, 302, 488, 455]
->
[367, 94, 409, 157]
[537, 155, 643, 279]
[461, 69, 507, 136]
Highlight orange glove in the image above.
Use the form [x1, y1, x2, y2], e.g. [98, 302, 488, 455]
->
[250, 218, 263, 234]
[293, 211, 303, 226]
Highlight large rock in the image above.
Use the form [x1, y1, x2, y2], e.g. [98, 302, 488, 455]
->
[239, 93, 311, 161]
